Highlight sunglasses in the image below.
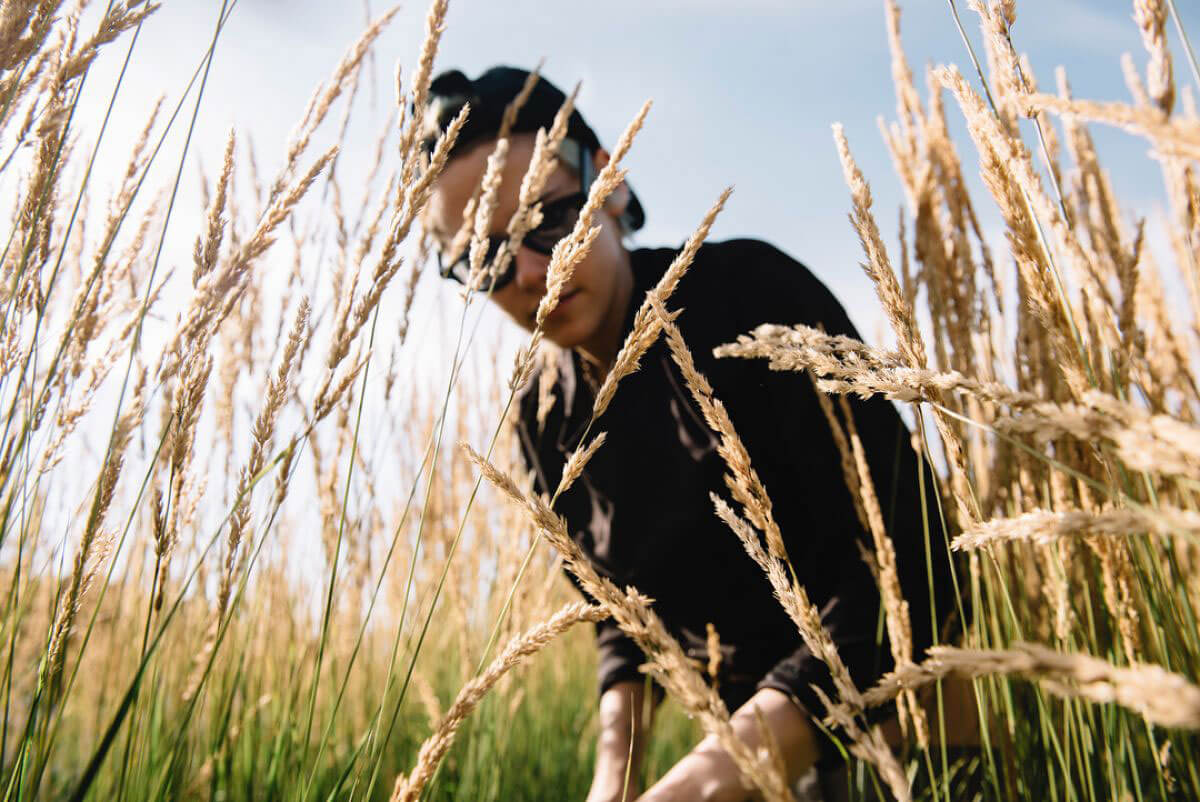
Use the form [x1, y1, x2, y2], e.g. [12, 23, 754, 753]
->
[437, 142, 595, 292]
[436, 191, 589, 291]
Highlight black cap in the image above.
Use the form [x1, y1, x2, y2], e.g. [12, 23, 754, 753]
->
[419, 66, 645, 232]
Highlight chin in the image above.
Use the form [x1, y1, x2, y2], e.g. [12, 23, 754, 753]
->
[542, 319, 590, 351]
[543, 330, 584, 350]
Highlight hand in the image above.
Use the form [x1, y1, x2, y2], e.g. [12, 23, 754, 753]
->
[637, 688, 819, 802]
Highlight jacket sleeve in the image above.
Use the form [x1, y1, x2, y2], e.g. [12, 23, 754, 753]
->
[754, 566, 885, 721]
[595, 619, 656, 696]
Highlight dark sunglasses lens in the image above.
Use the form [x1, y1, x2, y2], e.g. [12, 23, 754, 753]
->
[485, 236, 520, 291]
[541, 193, 583, 228]
[441, 236, 517, 291]
[525, 193, 585, 254]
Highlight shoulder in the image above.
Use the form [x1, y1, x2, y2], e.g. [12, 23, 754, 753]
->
[663, 238, 860, 346]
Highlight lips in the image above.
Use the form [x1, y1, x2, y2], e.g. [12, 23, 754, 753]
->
[539, 288, 580, 324]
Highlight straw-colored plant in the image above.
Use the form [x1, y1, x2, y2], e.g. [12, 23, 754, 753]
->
[4, 0, 1200, 800]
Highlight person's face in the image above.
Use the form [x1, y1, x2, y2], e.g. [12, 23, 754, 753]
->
[426, 134, 633, 363]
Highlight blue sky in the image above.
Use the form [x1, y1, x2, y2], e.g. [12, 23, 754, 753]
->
[78, 0, 1197, 359]
[37, 0, 1196, 581]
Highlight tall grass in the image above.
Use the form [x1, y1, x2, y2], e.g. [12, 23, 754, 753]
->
[714, 1, 1200, 798]
[2, 0, 1200, 800]
[0, 2, 699, 799]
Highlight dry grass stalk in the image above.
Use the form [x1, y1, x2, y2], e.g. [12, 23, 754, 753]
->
[487, 94, 585, 392]
[413, 673, 442, 727]
[718, 322, 1040, 410]
[936, 66, 1093, 400]
[321, 101, 466, 398]
[390, 601, 608, 802]
[1133, 256, 1198, 411]
[808, 374, 869, 532]
[14, 89, 161, 322]
[1089, 533, 1143, 662]
[496, 63, 542, 141]
[194, 129, 235, 287]
[1026, 91, 1200, 161]
[442, 66, 552, 270]
[710, 498, 861, 710]
[51, 3, 160, 96]
[160, 146, 336, 383]
[814, 685, 912, 802]
[649, 296, 789, 568]
[832, 125, 926, 370]
[833, 123, 977, 525]
[534, 345, 561, 435]
[1122, 51, 1155, 111]
[355, 172, 399, 270]
[397, 0, 450, 189]
[857, 642, 1200, 731]
[705, 622, 722, 687]
[43, 380, 144, 698]
[1051, 71, 1134, 368]
[276, 5, 399, 202]
[1132, 0, 1175, 115]
[158, 339, 214, 594]
[217, 299, 309, 617]
[499, 83, 578, 271]
[558, 431, 606, 497]
[535, 100, 651, 329]
[952, 506, 1200, 551]
[884, 0, 925, 164]
[968, 0, 1023, 121]
[591, 186, 731, 418]
[710, 497, 915, 800]
[993, 389, 1200, 478]
[464, 137, 511, 292]
[0, 1, 58, 76]
[840, 395, 926, 746]
[463, 445, 796, 802]
[314, 102, 465, 418]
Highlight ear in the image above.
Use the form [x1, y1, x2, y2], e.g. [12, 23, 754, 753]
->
[591, 147, 631, 220]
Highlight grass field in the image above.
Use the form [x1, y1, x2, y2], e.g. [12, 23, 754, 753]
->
[3, 0, 1200, 800]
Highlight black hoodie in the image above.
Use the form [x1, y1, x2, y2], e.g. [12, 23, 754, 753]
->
[516, 238, 957, 729]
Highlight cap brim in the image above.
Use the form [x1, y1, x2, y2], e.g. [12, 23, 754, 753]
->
[624, 186, 646, 232]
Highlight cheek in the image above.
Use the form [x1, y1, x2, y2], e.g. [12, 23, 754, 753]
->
[579, 244, 619, 302]
[491, 289, 535, 331]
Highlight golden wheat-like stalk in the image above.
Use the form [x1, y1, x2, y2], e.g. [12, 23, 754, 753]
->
[463, 444, 797, 802]
[591, 186, 732, 418]
[535, 100, 651, 329]
[857, 642, 1200, 731]
[952, 506, 1200, 551]
[390, 601, 607, 802]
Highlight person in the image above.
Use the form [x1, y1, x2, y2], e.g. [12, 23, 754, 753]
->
[421, 66, 961, 802]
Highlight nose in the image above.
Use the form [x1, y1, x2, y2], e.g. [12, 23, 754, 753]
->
[512, 245, 549, 293]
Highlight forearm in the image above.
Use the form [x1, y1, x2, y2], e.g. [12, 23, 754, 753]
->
[638, 688, 818, 802]
[588, 680, 654, 802]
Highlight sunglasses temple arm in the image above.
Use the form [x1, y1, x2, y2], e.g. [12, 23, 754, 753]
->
[580, 144, 594, 192]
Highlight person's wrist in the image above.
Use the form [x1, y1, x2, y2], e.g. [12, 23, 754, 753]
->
[638, 775, 742, 802]
[586, 765, 639, 802]
[637, 740, 749, 802]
